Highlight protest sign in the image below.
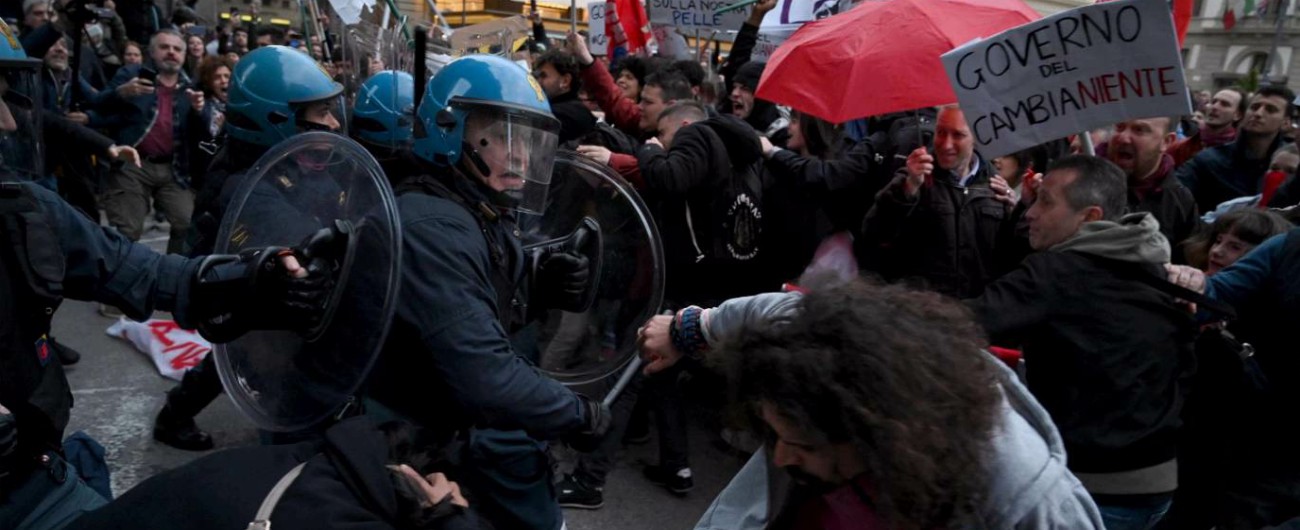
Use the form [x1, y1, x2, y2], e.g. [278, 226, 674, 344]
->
[648, 0, 750, 29]
[652, 24, 692, 59]
[589, 2, 608, 54]
[941, 0, 1191, 159]
[752, 0, 846, 60]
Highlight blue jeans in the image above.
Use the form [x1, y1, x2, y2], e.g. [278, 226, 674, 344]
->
[1097, 497, 1173, 530]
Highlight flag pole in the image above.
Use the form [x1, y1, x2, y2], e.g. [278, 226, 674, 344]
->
[1261, 0, 1290, 82]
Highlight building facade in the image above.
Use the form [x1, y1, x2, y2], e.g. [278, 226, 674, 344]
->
[1183, 0, 1299, 92]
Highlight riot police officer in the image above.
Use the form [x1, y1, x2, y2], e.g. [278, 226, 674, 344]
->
[153, 45, 348, 451]
[362, 55, 608, 530]
[350, 70, 424, 181]
[0, 20, 335, 528]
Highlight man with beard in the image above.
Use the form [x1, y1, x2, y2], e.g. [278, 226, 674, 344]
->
[99, 28, 206, 255]
[1169, 88, 1245, 167]
[1103, 117, 1199, 254]
[1176, 86, 1296, 213]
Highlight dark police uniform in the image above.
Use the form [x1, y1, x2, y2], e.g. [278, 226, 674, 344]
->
[0, 180, 203, 527]
[365, 169, 586, 530]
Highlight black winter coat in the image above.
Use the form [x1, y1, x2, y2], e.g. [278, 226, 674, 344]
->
[859, 157, 1016, 298]
[969, 251, 1196, 475]
[68, 417, 485, 530]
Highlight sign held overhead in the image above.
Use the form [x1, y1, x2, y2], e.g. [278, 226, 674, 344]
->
[941, 0, 1192, 159]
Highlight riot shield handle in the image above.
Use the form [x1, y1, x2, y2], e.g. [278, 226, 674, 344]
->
[298, 220, 357, 342]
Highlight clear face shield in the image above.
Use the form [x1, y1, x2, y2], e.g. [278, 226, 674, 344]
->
[0, 66, 43, 181]
[459, 103, 560, 215]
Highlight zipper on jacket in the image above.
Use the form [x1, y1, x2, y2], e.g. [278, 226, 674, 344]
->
[685, 202, 705, 263]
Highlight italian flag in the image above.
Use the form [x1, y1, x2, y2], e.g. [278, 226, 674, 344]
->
[1223, 0, 1256, 29]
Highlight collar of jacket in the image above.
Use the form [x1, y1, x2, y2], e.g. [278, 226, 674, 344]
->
[1226, 130, 1284, 162]
[1129, 153, 1175, 203]
[446, 162, 519, 218]
[934, 153, 990, 187]
[1050, 212, 1170, 264]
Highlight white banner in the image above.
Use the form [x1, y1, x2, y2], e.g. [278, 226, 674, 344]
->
[588, 1, 608, 54]
[752, 0, 851, 59]
[647, 0, 750, 29]
[941, 0, 1191, 159]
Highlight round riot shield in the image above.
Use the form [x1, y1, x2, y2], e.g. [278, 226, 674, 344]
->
[214, 132, 402, 432]
[523, 151, 664, 386]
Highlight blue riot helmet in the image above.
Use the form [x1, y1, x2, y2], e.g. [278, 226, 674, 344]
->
[351, 70, 415, 155]
[0, 18, 43, 181]
[225, 46, 346, 148]
[413, 55, 561, 215]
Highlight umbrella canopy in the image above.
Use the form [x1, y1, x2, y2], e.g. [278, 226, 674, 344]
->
[756, 0, 1040, 123]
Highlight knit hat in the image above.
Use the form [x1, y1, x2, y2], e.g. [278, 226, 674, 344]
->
[23, 0, 48, 14]
[733, 61, 766, 92]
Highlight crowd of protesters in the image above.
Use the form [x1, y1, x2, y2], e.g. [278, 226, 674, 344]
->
[3, 0, 1300, 528]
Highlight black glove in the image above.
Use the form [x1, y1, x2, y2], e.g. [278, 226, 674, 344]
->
[190, 225, 345, 343]
[564, 394, 611, 453]
[533, 250, 591, 313]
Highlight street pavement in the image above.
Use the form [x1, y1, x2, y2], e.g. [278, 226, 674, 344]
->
[56, 227, 747, 530]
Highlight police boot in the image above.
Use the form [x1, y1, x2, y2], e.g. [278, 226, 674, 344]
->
[153, 403, 214, 451]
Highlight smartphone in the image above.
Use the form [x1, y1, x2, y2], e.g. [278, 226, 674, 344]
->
[138, 66, 158, 84]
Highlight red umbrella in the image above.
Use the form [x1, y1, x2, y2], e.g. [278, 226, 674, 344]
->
[755, 0, 1041, 123]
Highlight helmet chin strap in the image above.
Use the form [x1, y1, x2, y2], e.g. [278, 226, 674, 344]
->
[460, 140, 492, 178]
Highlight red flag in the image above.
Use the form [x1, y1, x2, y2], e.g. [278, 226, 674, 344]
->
[1223, 5, 1238, 29]
[1259, 170, 1288, 208]
[614, 0, 649, 52]
[1173, 0, 1193, 45]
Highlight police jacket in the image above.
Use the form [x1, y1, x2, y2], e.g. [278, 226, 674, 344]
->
[187, 140, 269, 257]
[0, 181, 200, 489]
[365, 168, 586, 442]
[97, 63, 199, 187]
[860, 156, 1016, 299]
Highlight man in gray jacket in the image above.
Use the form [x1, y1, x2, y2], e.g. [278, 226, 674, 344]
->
[636, 281, 1104, 529]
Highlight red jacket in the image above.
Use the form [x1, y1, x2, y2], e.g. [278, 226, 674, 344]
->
[580, 59, 643, 138]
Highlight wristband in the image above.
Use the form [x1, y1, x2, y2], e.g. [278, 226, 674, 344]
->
[669, 306, 708, 358]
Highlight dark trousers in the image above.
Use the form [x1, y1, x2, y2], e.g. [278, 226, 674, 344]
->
[647, 362, 690, 472]
[165, 353, 223, 418]
[573, 371, 644, 487]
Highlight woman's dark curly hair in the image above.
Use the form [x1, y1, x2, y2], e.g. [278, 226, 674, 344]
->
[727, 280, 1001, 530]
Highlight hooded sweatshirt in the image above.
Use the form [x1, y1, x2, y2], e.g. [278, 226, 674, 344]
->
[970, 212, 1196, 495]
[689, 292, 1104, 530]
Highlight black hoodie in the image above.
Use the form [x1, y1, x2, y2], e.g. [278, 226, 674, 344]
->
[635, 114, 769, 304]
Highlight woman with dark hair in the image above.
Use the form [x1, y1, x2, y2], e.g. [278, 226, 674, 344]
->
[1163, 208, 1292, 530]
[186, 54, 233, 190]
[184, 33, 206, 80]
[637, 280, 1104, 529]
[610, 56, 663, 102]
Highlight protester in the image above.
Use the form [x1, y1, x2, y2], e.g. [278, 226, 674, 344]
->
[532, 49, 596, 145]
[727, 61, 790, 146]
[859, 105, 1019, 298]
[21, 0, 51, 35]
[1167, 226, 1300, 529]
[969, 155, 1195, 529]
[186, 55, 233, 191]
[121, 40, 143, 65]
[569, 32, 668, 137]
[1168, 87, 1245, 167]
[1177, 86, 1296, 213]
[184, 33, 205, 80]
[635, 281, 1104, 529]
[99, 28, 203, 255]
[1102, 116, 1200, 254]
[992, 149, 1033, 195]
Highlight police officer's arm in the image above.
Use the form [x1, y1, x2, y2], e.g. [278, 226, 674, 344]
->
[398, 214, 585, 439]
[25, 183, 200, 324]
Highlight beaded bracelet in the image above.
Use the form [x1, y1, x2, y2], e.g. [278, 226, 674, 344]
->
[670, 306, 708, 358]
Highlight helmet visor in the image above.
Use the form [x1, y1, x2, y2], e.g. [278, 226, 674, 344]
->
[460, 103, 559, 215]
[0, 67, 43, 181]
